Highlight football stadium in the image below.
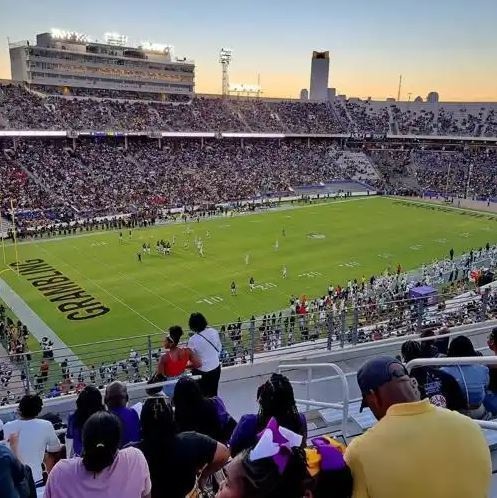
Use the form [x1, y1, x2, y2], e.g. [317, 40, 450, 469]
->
[1, 10, 497, 498]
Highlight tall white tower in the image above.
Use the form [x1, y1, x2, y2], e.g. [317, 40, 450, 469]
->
[219, 48, 233, 97]
[309, 51, 330, 101]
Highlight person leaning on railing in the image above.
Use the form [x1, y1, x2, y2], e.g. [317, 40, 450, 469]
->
[440, 336, 490, 420]
[484, 327, 497, 416]
[187, 313, 222, 397]
[401, 340, 465, 411]
[155, 325, 201, 397]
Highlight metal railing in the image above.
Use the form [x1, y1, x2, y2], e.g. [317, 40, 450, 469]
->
[407, 356, 497, 431]
[1, 288, 496, 403]
[278, 355, 497, 444]
[278, 362, 351, 443]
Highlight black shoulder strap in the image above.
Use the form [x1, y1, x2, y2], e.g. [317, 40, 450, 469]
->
[198, 332, 220, 353]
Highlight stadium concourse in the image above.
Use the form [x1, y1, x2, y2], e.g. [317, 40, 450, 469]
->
[2, 84, 497, 497]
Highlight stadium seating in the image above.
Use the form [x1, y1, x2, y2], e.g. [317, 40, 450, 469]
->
[1, 139, 378, 219]
[2, 83, 497, 136]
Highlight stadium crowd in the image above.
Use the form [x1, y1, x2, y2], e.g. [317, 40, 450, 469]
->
[412, 149, 497, 199]
[2, 83, 497, 137]
[1, 139, 377, 221]
[0, 326, 495, 498]
[3, 137, 497, 230]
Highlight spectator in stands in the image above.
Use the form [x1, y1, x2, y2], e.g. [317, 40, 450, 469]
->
[217, 418, 309, 498]
[484, 327, 497, 415]
[134, 396, 229, 498]
[0, 433, 35, 498]
[344, 355, 491, 498]
[156, 325, 201, 397]
[104, 381, 140, 446]
[418, 329, 440, 358]
[401, 340, 465, 410]
[44, 411, 151, 498]
[441, 336, 489, 419]
[2, 394, 61, 487]
[173, 376, 236, 444]
[230, 373, 307, 457]
[188, 313, 222, 397]
[434, 326, 451, 356]
[66, 386, 104, 457]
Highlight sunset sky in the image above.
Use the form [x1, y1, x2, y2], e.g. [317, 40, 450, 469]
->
[0, 0, 496, 101]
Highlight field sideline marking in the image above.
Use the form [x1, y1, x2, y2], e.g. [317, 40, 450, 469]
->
[0, 277, 85, 370]
[4, 196, 378, 248]
[388, 196, 497, 217]
[34, 243, 163, 332]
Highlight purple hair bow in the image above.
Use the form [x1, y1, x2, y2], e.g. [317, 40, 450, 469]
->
[249, 417, 303, 474]
[311, 436, 346, 471]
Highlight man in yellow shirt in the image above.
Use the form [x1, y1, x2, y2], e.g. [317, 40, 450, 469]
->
[345, 355, 491, 498]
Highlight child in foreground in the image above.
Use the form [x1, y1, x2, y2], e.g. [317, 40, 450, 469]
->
[216, 418, 352, 498]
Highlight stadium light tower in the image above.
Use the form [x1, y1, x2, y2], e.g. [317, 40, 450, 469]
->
[219, 48, 233, 97]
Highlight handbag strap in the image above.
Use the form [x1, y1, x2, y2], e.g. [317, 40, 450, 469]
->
[197, 332, 220, 353]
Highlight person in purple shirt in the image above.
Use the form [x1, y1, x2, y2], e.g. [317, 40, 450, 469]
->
[229, 373, 307, 457]
[104, 381, 140, 446]
[66, 386, 104, 457]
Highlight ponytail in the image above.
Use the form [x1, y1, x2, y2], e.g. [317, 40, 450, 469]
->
[83, 443, 116, 474]
[82, 412, 121, 474]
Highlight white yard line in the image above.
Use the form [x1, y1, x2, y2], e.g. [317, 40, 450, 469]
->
[35, 244, 163, 332]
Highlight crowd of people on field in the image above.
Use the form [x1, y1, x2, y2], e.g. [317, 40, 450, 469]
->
[1, 323, 496, 498]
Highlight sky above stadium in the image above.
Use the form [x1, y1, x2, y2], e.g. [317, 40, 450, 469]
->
[0, 0, 496, 101]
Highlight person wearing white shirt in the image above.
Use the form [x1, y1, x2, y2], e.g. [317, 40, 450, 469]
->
[2, 394, 61, 486]
[187, 313, 222, 397]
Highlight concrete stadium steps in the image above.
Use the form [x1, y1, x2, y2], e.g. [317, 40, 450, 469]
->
[335, 151, 380, 182]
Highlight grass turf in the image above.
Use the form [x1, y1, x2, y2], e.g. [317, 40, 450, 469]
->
[1, 196, 497, 348]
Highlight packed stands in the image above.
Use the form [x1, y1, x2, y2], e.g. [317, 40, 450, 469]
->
[1, 139, 377, 219]
[412, 149, 497, 199]
[2, 83, 497, 136]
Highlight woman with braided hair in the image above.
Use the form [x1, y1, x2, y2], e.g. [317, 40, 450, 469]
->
[132, 396, 229, 498]
[229, 373, 307, 457]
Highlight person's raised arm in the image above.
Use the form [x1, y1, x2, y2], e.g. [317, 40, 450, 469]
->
[201, 442, 229, 481]
[44, 422, 63, 473]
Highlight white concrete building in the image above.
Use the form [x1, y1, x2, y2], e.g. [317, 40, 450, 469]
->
[9, 30, 195, 98]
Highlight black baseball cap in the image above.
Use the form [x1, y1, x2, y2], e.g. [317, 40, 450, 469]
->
[357, 356, 408, 411]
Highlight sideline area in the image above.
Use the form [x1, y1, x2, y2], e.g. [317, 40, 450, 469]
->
[0, 277, 83, 369]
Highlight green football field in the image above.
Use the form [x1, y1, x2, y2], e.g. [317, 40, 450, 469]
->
[2, 196, 497, 347]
